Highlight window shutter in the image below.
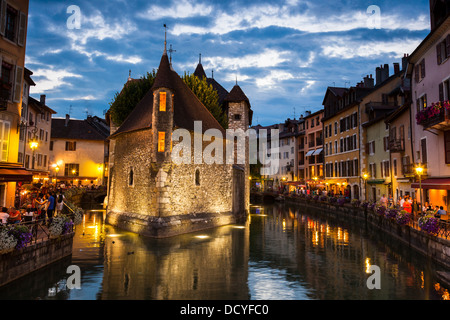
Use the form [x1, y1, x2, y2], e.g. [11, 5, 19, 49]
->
[0, 0, 6, 36]
[1, 121, 10, 161]
[439, 83, 444, 102]
[445, 131, 450, 164]
[17, 11, 26, 47]
[73, 141, 76, 150]
[437, 43, 442, 65]
[13, 66, 23, 103]
[421, 59, 426, 79]
[447, 35, 450, 59]
[415, 65, 419, 83]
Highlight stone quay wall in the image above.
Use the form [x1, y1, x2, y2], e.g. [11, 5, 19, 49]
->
[0, 233, 74, 287]
[281, 196, 450, 270]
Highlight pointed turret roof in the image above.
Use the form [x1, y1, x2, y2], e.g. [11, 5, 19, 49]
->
[110, 52, 226, 138]
[194, 63, 207, 79]
[224, 84, 253, 126]
[224, 84, 250, 105]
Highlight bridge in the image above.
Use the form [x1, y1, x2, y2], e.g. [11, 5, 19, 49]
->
[81, 189, 107, 209]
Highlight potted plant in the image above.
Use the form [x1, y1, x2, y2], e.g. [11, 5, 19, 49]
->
[418, 215, 440, 235]
[395, 210, 411, 225]
[0, 227, 17, 254]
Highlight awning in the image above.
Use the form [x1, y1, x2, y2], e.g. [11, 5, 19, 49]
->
[0, 168, 33, 183]
[312, 148, 323, 156]
[305, 150, 315, 157]
[411, 178, 450, 190]
[367, 179, 386, 185]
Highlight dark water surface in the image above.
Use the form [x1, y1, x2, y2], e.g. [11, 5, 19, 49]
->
[1, 203, 449, 300]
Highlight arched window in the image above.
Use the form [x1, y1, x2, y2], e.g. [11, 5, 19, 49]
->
[129, 168, 134, 186]
[195, 169, 200, 186]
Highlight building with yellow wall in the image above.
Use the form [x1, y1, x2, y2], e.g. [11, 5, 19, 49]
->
[50, 115, 109, 186]
[0, 0, 31, 207]
[322, 81, 373, 199]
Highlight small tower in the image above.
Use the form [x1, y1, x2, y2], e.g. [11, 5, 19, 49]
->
[151, 31, 175, 164]
[224, 83, 253, 213]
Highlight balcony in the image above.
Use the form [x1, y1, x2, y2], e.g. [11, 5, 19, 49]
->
[389, 139, 405, 153]
[402, 163, 427, 177]
[416, 101, 450, 131]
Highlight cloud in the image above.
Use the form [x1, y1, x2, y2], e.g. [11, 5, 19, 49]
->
[31, 67, 82, 92]
[255, 70, 296, 89]
[320, 36, 423, 59]
[300, 80, 316, 94]
[203, 48, 291, 71]
[105, 54, 143, 64]
[171, 3, 429, 36]
[138, 0, 213, 20]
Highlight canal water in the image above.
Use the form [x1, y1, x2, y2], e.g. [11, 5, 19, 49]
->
[0, 202, 449, 300]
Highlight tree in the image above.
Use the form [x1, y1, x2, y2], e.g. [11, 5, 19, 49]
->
[109, 71, 156, 126]
[183, 73, 228, 129]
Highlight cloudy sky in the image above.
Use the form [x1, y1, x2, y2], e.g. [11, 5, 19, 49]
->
[26, 0, 431, 125]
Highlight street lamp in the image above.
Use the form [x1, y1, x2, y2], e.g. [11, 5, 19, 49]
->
[362, 172, 369, 201]
[72, 169, 76, 186]
[29, 137, 38, 169]
[415, 164, 424, 214]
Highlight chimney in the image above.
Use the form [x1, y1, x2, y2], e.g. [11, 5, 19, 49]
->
[382, 64, 390, 82]
[364, 74, 374, 88]
[305, 110, 311, 116]
[65, 114, 70, 127]
[40, 94, 46, 105]
[393, 62, 400, 74]
[402, 54, 409, 71]
[376, 66, 382, 86]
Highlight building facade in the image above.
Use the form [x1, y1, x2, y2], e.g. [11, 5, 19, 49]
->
[408, 12, 450, 210]
[303, 110, 324, 190]
[0, 0, 31, 207]
[50, 115, 109, 186]
[323, 82, 373, 199]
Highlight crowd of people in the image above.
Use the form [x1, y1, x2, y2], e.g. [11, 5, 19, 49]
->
[0, 184, 67, 226]
[379, 194, 447, 220]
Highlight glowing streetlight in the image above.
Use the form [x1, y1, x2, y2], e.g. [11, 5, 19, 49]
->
[415, 164, 424, 214]
[29, 137, 38, 169]
[362, 172, 369, 201]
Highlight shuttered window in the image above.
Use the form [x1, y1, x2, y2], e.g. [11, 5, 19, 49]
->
[445, 131, 450, 164]
[0, 120, 10, 161]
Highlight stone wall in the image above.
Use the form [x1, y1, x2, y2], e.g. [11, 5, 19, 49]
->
[0, 233, 74, 287]
[106, 129, 245, 237]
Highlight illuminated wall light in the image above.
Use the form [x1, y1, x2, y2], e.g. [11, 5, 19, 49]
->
[195, 235, 209, 239]
[365, 258, 371, 274]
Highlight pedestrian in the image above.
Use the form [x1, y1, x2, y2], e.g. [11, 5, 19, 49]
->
[436, 206, 447, 219]
[0, 207, 9, 225]
[55, 193, 65, 215]
[380, 194, 388, 207]
[399, 196, 404, 209]
[46, 192, 55, 224]
[403, 196, 412, 214]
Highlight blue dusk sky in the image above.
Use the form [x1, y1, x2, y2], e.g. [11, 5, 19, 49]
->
[26, 0, 431, 126]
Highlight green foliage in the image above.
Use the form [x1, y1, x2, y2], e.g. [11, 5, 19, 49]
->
[183, 73, 228, 129]
[109, 70, 156, 126]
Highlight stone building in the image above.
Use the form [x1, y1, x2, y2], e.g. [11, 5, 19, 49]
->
[106, 45, 252, 238]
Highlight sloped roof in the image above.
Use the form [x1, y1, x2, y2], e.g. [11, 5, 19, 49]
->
[110, 53, 225, 138]
[52, 117, 109, 141]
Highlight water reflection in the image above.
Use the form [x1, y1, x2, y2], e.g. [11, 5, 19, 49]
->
[0, 203, 449, 300]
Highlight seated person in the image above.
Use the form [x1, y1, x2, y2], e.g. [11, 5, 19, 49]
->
[436, 206, 447, 219]
[0, 207, 9, 225]
[8, 208, 21, 224]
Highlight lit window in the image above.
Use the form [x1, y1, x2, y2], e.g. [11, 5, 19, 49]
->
[158, 132, 165, 152]
[159, 92, 166, 112]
